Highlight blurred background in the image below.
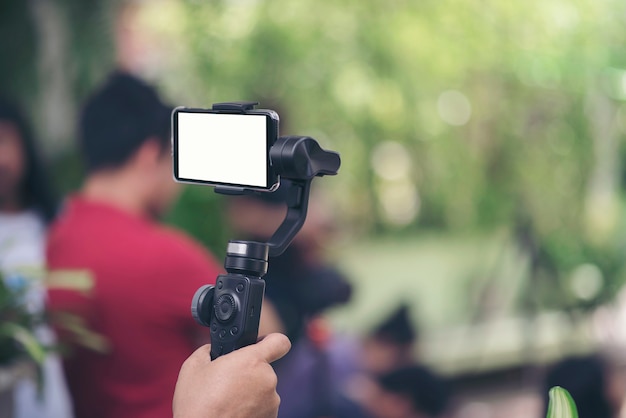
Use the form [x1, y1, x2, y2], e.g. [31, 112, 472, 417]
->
[4, 0, 626, 416]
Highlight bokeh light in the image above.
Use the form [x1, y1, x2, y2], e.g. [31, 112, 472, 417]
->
[437, 90, 472, 126]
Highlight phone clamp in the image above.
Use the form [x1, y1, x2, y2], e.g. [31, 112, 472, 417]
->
[211, 101, 259, 112]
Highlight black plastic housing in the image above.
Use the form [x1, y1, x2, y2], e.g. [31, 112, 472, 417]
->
[209, 274, 265, 359]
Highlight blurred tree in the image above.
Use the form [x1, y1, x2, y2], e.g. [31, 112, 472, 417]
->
[148, 0, 626, 311]
[0, 0, 116, 155]
[5, 0, 626, 313]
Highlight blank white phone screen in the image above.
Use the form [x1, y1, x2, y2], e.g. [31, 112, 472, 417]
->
[177, 112, 268, 187]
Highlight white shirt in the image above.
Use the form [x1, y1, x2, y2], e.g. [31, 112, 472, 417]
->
[0, 210, 73, 418]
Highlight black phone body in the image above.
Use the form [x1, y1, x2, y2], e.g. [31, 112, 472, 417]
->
[172, 107, 280, 191]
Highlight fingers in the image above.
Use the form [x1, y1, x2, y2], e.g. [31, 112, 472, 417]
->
[246, 333, 291, 363]
[189, 334, 290, 365]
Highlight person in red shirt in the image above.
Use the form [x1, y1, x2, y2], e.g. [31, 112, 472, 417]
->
[46, 72, 222, 418]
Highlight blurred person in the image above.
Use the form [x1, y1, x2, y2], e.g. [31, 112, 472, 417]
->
[173, 333, 291, 418]
[46, 72, 221, 418]
[263, 244, 359, 418]
[362, 303, 418, 374]
[339, 304, 419, 417]
[360, 365, 450, 418]
[227, 186, 364, 418]
[542, 354, 623, 418]
[0, 98, 73, 417]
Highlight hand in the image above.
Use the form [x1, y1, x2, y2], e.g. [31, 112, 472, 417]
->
[173, 333, 291, 418]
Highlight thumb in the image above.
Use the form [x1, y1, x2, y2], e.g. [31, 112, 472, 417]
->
[244, 333, 291, 363]
[186, 344, 213, 365]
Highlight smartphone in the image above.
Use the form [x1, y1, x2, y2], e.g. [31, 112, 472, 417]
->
[172, 107, 280, 191]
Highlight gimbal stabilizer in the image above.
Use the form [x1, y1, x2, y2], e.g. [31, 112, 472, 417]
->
[191, 102, 340, 359]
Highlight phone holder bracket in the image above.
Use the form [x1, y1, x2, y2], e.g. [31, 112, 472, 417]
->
[212, 101, 259, 112]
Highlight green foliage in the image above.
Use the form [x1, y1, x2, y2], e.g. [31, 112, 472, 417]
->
[59, 0, 117, 101]
[161, 0, 626, 233]
[147, 0, 626, 311]
[547, 386, 579, 418]
[0, 1, 38, 102]
[165, 186, 232, 259]
[6, 0, 626, 314]
[0, 271, 46, 366]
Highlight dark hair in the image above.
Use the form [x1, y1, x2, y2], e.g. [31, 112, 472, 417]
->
[0, 98, 57, 223]
[543, 355, 613, 418]
[79, 71, 172, 174]
[371, 304, 418, 345]
[263, 243, 352, 342]
[378, 365, 450, 417]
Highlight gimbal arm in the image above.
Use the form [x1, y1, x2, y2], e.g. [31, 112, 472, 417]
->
[266, 136, 340, 257]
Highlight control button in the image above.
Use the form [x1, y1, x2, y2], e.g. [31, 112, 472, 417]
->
[230, 327, 238, 335]
[214, 294, 237, 323]
[217, 280, 223, 289]
[219, 329, 227, 339]
[236, 284, 244, 293]
[211, 323, 217, 333]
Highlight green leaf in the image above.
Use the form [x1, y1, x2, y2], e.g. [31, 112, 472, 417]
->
[0, 323, 46, 364]
[547, 386, 579, 418]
